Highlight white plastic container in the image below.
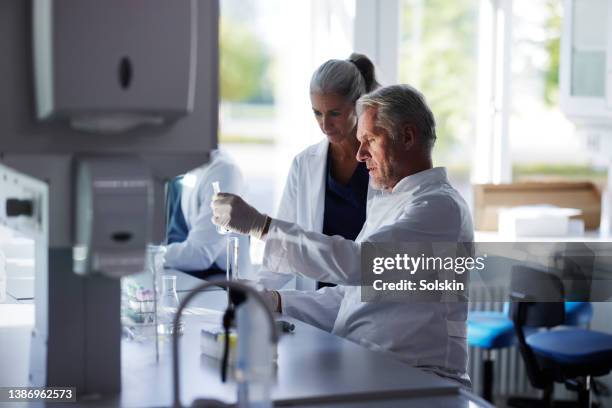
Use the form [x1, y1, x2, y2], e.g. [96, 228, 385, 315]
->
[236, 297, 274, 408]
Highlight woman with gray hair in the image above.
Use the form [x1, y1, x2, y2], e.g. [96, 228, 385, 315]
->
[256, 53, 380, 292]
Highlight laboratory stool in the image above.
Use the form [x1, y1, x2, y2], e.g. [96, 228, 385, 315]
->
[508, 265, 612, 408]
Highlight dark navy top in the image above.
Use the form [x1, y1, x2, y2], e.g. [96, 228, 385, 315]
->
[322, 153, 369, 241]
[319, 152, 369, 288]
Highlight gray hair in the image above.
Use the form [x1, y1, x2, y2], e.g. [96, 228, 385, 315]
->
[310, 53, 380, 103]
[356, 84, 436, 151]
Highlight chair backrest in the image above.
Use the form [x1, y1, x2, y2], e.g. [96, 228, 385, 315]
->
[509, 265, 565, 328]
[165, 176, 189, 245]
[509, 265, 566, 390]
[165, 176, 182, 225]
[552, 242, 595, 302]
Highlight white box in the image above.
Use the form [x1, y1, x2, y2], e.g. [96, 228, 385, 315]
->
[498, 206, 583, 237]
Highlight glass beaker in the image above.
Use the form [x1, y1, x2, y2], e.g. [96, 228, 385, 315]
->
[157, 275, 184, 337]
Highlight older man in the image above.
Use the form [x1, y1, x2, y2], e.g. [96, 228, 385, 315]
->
[212, 84, 474, 386]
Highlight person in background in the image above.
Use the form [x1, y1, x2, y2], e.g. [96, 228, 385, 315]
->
[257, 52, 380, 290]
[163, 149, 245, 277]
[212, 84, 474, 387]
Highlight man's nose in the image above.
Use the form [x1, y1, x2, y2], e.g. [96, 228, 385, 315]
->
[323, 115, 333, 130]
[356, 142, 369, 162]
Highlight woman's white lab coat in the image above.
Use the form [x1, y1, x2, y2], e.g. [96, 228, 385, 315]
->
[257, 139, 377, 290]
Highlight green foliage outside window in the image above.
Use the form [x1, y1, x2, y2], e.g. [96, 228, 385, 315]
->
[399, 0, 478, 156]
[219, 17, 273, 103]
[543, 0, 561, 107]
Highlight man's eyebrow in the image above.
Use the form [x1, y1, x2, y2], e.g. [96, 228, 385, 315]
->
[372, 126, 387, 135]
[313, 106, 343, 112]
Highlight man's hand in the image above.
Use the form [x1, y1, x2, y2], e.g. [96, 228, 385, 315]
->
[260, 289, 282, 313]
[211, 193, 271, 239]
[231, 279, 281, 313]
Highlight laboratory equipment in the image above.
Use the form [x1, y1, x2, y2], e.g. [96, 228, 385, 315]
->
[147, 244, 167, 301]
[73, 158, 153, 277]
[0, 0, 219, 396]
[200, 323, 280, 367]
[201, 328, 238, 364]
[226, 236, 239, 280]
[172, 280, 278, 408]
[33, 0, 197, 132]
[212, 181, 230, 235]
[121, 244, 166, 366]
[275, 320, 295, 334]
[212, 181, 241, 305]
[124, 282, 156, 325]
[158, 275, 184, 338]
[225, 236, 242, 307]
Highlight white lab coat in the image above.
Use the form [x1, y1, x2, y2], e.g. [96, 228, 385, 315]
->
[256, 139, 377, 290]
[263, 167, 473, 384]
[164, 150, 245, 272]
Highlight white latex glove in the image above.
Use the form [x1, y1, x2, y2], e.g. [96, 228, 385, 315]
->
[211, 193, 270, 239]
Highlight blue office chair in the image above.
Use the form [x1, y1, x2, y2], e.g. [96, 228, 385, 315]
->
[164, 176, 228, 280]
[165, 175, 189, 244]
[563, 301, 593, 327]
[468, 308, 516, 402]
[468, 301, 593, 403]
[508, 265, 612, 408]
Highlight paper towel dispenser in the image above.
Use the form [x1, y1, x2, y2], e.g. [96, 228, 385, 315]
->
[33, 0, 197, 133]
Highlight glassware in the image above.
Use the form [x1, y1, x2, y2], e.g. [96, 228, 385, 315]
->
[226, 236, 239, 306]
[147, 244, 166, 297]
[121, 245, 166, 343]
[212, 181, 230, 235]
[157, 275, 184, 337]
[226, 236, 239, 281]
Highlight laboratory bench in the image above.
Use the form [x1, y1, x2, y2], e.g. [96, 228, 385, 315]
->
[0, 269, 493, 407]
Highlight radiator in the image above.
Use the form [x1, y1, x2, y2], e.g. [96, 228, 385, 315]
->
[468, 285, 537, 399]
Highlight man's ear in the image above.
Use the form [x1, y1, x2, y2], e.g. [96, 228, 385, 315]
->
[400, 124, 417, 150]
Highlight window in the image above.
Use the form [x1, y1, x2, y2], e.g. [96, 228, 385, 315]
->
[509, 0, 606, 185]
[219, 0, 356, 216]
[398, 0, 479, 204]
[218, 0, 355, 262]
